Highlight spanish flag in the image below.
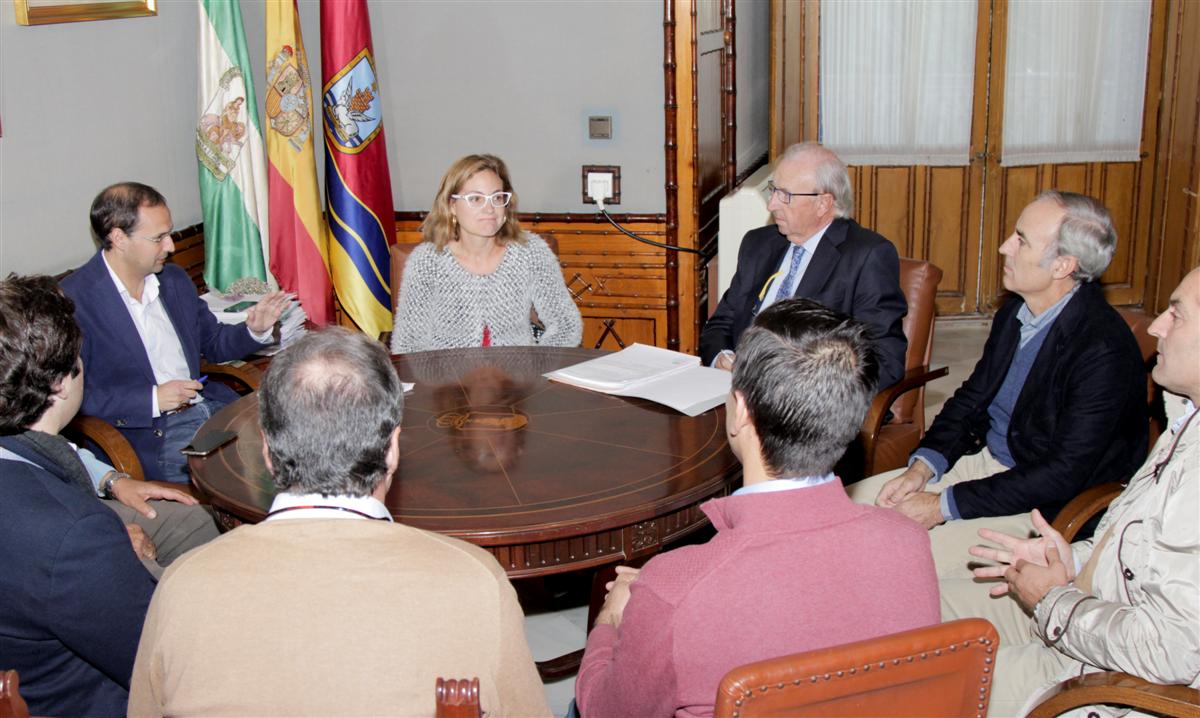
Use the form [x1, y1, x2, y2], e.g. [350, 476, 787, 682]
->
[320, 0, 395, 337]
[265, 0, 332, 325]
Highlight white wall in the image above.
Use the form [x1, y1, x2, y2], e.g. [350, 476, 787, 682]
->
[0, 0, 664, 277]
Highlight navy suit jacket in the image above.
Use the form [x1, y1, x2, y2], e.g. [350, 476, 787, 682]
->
[60, 251, 264, 481]
[0, 436, 155, 717]
[920, 281, 1148, 521]
[699, 219, 908, 388]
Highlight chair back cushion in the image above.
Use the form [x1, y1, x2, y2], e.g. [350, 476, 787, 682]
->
[891, 259, 943, 426]
[713, 618, 997, 718]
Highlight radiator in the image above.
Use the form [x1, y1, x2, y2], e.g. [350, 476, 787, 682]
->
[716, 163, 773, 298]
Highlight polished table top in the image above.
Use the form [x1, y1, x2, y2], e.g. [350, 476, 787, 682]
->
[192, 345, 741, 578]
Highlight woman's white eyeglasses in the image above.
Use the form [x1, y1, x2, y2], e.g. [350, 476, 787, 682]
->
[451, 191, 513, 209]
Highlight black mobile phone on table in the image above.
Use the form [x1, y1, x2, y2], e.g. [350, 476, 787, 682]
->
[181, 430, 237, 456]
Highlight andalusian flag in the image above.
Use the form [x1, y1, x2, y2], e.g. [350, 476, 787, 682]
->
[265, 0, 333, 325]
[196, 0, 272, 292]
[320, 0, 395, 337]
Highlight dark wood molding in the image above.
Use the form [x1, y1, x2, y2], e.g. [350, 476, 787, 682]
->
[664, 0, 681, 349]
[722, 0, 738, 191]
[393, 211, 665, 225]
[734, 151, 769, 187]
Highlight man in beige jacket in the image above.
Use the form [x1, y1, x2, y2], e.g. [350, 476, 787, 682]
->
[128, 327, 549, 717]
[942, 267, 1200, 718]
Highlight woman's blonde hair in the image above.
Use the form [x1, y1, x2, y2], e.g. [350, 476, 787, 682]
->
[421, 154, 524, 250]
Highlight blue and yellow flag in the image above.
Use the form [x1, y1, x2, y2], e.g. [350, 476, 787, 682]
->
[320, 0, 394, 336]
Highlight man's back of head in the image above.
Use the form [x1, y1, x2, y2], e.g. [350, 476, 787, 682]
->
[258, 326, 404, 497]
[0, 274, 82, 434]
[732, 298, 879, 478]
[129, 327, 550, 716]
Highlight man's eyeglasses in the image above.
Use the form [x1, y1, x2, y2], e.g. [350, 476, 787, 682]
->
[130, 232, 172, 245]
[451, 191, 513, 209]
[763, 181, 824, 205]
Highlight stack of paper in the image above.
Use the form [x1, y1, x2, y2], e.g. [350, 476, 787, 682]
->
[545, 343, 731, 417]
[200, 291, 308, 354]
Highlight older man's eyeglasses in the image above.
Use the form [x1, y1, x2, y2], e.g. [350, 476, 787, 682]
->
[762, 181, 823, 206]
[451, 191, 513, 209]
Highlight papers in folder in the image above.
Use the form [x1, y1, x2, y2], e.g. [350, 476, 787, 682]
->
[545, 343, 731, 417]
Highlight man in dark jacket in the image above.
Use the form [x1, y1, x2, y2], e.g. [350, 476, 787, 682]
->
[849, 191, 1147, 577]
[0, 275, 156, 717]
[699, 143, 908, 389]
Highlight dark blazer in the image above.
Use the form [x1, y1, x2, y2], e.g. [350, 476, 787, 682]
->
[60, 251, 264, 481]
[921, 281, 1148, 521]
[699, 219, 908, 388]
[0, 436, 155, 717]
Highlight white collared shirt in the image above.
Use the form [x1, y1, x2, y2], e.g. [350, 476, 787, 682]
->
[760, 223, 831, 310]
[265, 491, 394, 522]
[732, 472, 837, 496]
[102, 253, 195, 418]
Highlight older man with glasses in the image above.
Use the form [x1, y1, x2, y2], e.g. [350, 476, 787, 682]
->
[60, 182, 289, 485]
[699, 142, 907, 391]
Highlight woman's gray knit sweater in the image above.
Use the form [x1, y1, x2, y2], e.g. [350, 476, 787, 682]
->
[390, 233, 583, 354]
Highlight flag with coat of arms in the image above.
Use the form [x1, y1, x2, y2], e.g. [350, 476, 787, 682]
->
[320, 0, 396, 337]
[196, 0, 274, 292]
[265, 0, 333, 324]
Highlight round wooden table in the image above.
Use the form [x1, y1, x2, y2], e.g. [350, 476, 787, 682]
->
[191, 346, 741, 579]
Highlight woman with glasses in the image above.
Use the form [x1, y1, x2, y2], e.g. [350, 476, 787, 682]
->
[390, 154, 582, 354]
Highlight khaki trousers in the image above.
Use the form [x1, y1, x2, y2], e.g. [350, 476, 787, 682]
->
[941, 575, 1074, 717]
[846, 449, 1036, 579]
[103, 499, 219, 579]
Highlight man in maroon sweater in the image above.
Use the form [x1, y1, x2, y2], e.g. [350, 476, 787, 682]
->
[575, 299, 941, 718]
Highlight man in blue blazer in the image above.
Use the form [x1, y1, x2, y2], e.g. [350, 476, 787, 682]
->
[699, 143, 907, 389]
[61, 182, 289, 483]
[0, 274, 156, 717]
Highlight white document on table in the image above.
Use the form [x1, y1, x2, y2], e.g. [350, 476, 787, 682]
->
[545, 343, 730, 416]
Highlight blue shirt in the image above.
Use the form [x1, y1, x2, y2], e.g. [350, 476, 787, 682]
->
[912, 286, 1079, 521]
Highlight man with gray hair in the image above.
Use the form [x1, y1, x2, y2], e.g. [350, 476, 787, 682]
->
[700, 142, 908, 390]
[577, 299, 939, 718]
[849, 191, 1148, 577]
[128, 328, 549, 717]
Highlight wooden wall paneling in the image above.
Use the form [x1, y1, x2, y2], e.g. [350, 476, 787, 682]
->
[769, 0, 818, 155]
[927, 166, 975, 314]
[1148, 0, 1200, 312]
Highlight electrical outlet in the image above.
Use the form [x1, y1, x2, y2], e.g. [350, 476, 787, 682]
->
[581, 165, 621, 205]
[588, 172, 613, 204]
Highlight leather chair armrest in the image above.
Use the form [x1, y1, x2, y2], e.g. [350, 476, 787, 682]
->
[200, 361, 262, 394]
[1026, 671, 1200, 718]
[63, 414, 145, 483]
[1050, 482, 1125, 542]
[859, 365, 949, 451]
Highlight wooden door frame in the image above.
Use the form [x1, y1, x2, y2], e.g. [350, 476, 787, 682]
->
[666, 0, 739, 353]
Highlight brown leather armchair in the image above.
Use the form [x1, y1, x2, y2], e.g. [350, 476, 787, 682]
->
[840, 258, 948, 481]
[713, 618, 998, 717]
